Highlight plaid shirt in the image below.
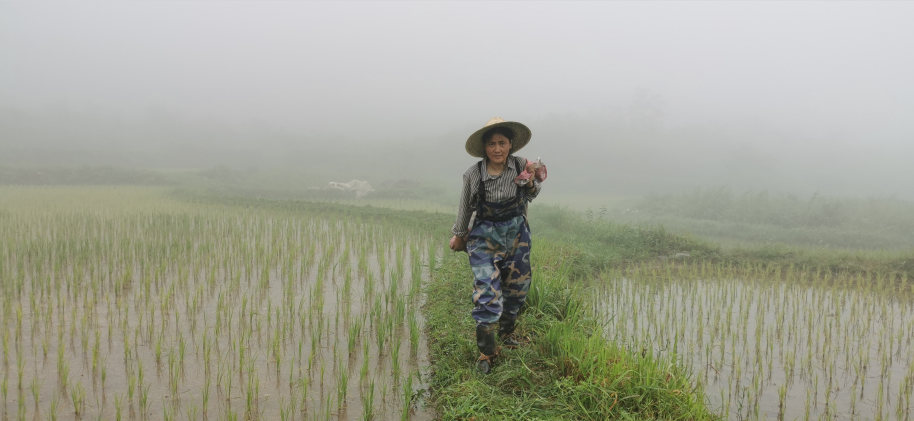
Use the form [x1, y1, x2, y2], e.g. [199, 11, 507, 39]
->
[452, 155, 542, 237]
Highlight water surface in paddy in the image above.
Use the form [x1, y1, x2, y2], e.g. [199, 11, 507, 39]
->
[2, 213, 436, 421]
[594, 266, 914, 421]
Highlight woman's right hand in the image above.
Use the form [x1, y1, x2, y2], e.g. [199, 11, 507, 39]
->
[449, 235, 468, 252]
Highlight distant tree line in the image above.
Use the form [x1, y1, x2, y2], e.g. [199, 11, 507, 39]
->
[0, 166, 173, 185]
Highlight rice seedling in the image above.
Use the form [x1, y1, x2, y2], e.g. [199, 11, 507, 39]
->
[140, 383, 151, 415]
[48, 393, 59, 421]
[12, 348, 24, 389]
[401, 371, 414, 421]
[185, 403, 199, 421]
[1, 186, 438, 419]
[1, 331, 7, 365]
[391, 336, 402, 378]
[163, 398, 175, 421]
[202, 375, 211, 415]
[360, 341, 371, 384]
[279, 396, 292, 421]
[71, 381, 85, 416]
[337, 358, 349, 408]
[594, 260, 914, 420]
[127, 370, 136, 402]
[408, 313, 420, 356]
[363, 380, 376, 421]
[56, 343, 68, 388]
[29, 377, 39, 409]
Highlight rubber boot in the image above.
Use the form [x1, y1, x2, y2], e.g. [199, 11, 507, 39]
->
[476, 324, 498, 374]
[498, 316, 519, 348]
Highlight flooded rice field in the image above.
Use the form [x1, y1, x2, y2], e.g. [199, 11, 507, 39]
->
[0, 187, 435, 420]
[595, 263, 914, 421]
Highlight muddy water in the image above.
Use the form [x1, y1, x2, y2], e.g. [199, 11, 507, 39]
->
[1, 213, 436, 420]
[594, 267, 914, 421]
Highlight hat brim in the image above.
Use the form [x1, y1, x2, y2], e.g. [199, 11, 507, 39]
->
[465, 121, 532, 158]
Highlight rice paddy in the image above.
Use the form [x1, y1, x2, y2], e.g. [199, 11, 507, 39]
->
[596, 262, 914, 420]
[0, 186, 435, 420]
[4, 185, 910, 420]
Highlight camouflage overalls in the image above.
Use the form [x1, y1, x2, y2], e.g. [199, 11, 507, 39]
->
[468, 157, 532, 329]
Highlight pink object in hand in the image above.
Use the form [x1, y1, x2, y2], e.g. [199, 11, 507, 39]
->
[534, 163, 547, 182]
[514, 170, 533, 186]
[514, 157, 546, 185]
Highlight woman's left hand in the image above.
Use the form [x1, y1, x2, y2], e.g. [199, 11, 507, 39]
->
[449, 235, 468, 252]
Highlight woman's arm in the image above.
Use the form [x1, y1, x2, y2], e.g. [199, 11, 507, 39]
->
[524, 179, 542, 201]
[452, 170, 475, 238]
[450, 170, 475, 252]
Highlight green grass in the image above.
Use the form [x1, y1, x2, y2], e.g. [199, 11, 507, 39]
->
[426, 237, 716, 420]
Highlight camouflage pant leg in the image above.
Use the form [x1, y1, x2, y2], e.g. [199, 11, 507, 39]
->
[468, 216, 532, 327]
[500, 219, 532, 321]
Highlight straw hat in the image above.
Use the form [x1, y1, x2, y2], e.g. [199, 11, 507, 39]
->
[465, 117, 532, 158]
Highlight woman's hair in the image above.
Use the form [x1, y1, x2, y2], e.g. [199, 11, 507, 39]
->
[482, 127, 514, 144]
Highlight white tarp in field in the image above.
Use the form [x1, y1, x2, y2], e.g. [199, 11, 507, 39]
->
[327, 180, 373, 198]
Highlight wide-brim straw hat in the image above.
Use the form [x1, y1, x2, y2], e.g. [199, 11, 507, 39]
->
[465, 117, 532, 158]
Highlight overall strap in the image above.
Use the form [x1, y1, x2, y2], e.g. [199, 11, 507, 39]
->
[476, 160, 486, 203]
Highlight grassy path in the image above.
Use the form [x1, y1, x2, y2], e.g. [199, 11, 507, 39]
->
[424, 236, 717, 420]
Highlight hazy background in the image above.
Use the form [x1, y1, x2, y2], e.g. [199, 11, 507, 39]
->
[2, 1, 913, 200]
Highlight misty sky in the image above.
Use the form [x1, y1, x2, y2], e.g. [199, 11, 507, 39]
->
[3, 1, 913, 141]
[3, 1, 914, 201]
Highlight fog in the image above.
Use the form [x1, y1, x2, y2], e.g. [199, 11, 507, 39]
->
[2, 1, 913, 198]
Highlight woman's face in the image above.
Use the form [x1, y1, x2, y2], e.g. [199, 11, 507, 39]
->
[485, 133, 511, 165]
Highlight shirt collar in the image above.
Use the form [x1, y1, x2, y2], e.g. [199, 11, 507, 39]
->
[482, 155, 516, 180]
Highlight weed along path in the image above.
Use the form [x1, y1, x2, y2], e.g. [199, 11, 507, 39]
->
[0, 187, 437, 420]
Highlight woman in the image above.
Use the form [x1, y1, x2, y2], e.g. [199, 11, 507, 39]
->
[449, 117, 542, 374]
